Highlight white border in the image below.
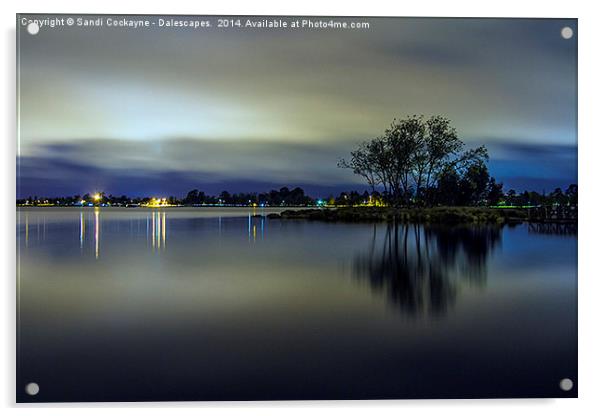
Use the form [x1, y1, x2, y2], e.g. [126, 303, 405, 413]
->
[2, 1, 601, 414]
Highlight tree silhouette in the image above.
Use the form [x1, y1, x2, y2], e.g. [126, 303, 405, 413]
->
[339, 115, 489, 206]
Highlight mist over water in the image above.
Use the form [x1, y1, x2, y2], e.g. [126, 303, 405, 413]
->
[17, 208, 577, 401]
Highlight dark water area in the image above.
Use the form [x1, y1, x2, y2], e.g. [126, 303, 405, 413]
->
[16, 208, 577, 402]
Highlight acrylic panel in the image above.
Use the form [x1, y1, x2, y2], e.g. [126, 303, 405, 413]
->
[16, 14, 577, 402]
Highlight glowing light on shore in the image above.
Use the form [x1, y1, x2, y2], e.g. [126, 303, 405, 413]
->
[146, 197, 172, 207]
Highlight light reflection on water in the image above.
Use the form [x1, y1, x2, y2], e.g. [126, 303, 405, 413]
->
[22, 207, 273, 258]
[16, 207, 577, 402]
[150, 210, 166, 251]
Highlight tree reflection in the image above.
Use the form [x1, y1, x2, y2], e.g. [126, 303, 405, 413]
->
[353, 222, 502, 317]
[527, 222, 577, 236]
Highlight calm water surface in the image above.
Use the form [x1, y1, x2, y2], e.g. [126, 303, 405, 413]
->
[16, 207, 577, 401]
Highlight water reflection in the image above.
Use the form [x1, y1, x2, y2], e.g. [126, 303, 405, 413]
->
[74, 209, 101, 257]
[528, 222, 577, 236]
[94, 209, 100, 258]
[79, 212, 85, 250]
[21, 209, 275, 259]
[24, 212, 28, 248]
[16, 209, 577, 401]
[67, 208, 266, 259]
[150, 211, 166, 251]
[353, 222, 502, 317]
[248, 214, 265, 242]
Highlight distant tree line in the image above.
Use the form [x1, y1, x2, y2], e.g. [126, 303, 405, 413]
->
[17, 183, 577, 209]
[503, 184, 577, 207]
[181, 187, 312, 206]
[16, 187, 313, 207]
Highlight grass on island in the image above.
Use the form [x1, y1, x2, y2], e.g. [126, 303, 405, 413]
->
[273, 206, 530, 224]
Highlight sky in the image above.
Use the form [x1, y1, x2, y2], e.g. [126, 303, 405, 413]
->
[17, 16, 577, 198]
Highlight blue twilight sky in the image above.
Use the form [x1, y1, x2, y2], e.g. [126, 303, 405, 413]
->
[17, 16, 577, 198]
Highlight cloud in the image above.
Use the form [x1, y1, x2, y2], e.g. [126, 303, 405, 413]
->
[17, 138, 366, 197]
[17, 136, 577, 197]
[16, 16, 577, 196]
[486, 139, 577, 190]
[18, 17, 577, 147]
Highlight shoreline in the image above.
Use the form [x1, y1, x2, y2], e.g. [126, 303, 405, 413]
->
[15, 205, 311, 209]
[267, 206, 578, 225]
[15, 205, 577, 225]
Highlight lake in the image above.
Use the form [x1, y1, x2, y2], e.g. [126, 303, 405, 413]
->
[16, 207, 577, 401]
